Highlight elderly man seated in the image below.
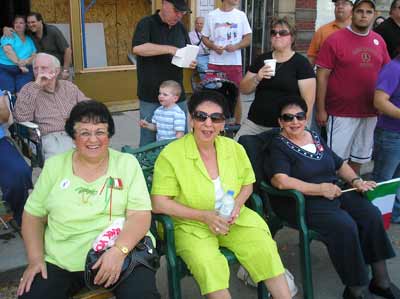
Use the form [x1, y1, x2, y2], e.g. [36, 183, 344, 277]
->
[14, 53, 88, 159]
[0, 91, 32, 226]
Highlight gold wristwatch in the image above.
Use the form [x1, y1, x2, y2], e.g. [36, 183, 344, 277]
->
[114, 243, 129, 255]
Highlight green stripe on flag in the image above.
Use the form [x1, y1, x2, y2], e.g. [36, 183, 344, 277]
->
[366, 180, 400, 201]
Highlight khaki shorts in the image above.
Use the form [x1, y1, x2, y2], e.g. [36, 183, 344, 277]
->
[234, 119, 273, 141]
[42, 131, 74, 160]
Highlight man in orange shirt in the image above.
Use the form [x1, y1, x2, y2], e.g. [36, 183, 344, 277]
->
[307, 0, 353, 65]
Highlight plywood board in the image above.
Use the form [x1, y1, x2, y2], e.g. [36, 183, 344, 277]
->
[52, 23, 107, 67]
[117, 0, 152, 65]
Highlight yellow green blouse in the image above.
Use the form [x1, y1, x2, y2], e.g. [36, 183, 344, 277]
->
[24, 148, 152, 271]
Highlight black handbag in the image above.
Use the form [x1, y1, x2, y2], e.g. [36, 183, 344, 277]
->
[84, 236, 159, 291]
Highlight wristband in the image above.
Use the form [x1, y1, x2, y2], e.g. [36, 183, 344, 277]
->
[351, 177, 362, 184]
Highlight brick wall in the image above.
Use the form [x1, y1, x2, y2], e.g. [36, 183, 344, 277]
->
[295, 0, 316, 53]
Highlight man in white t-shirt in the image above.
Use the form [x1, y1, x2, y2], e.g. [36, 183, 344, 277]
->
[202, 0, 252, 123]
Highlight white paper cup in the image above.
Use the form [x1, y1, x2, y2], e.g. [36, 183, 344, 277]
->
[264, 59, 277, 76]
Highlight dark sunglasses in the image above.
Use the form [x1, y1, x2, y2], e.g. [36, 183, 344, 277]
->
[192, 111, 225, 123]
[270, 29, 291, 37]
[280, 112, 306, 122]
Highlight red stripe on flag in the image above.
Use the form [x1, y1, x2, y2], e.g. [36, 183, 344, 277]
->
[382, 213, 392, 230]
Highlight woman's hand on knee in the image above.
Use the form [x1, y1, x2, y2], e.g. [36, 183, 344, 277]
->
[92, 247, 125, 288]
[17, 260, 47, 296]
[202, 211, 230, 235]
[320, 183, 342, 200]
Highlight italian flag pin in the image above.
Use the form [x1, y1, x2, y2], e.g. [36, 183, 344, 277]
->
[111, 178, 123, 190]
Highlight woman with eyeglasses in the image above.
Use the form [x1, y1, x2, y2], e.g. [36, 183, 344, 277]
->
[151, 90, 291, 299]
[17, 100, 160, 299]
[268, 96, 398, 299]
[235, 17, 315, 140]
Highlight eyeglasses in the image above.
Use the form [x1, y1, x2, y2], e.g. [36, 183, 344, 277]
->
[280, 112, 306, 122]
[192, 111, 225, 123]
[76, 130, 108, 139]
[270, 29, 291, 37]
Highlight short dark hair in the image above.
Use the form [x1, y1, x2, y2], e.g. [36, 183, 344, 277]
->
[65, 100, 115, 139]
[187, 90, 227, 115]
[27, 12, 43, 22]
[277, 96, 308, 117]
[390, 0, 400, 12]
[13, 15, 26, 23]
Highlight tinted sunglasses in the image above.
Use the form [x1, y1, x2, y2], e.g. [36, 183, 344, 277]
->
[270, 29, 291, 37]
[280, 112, 306, 122]
[192, 111, 225, 123]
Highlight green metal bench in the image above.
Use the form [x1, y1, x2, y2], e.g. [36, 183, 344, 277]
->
[122, 140, 269, 299]
[260, 181, 323, 299]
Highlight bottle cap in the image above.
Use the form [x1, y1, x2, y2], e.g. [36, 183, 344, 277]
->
[227, 190, 234, 196]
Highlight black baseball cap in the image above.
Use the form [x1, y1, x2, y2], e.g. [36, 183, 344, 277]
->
[352, 0, 376, 9]
[166, 0, 191, 12]
[332, 0, 353, 4]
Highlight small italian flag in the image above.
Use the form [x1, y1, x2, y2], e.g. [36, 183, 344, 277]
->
[110, 178, 123, 190]
[365, 177, 400, 230]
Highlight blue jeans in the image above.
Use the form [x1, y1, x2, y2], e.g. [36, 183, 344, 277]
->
[196, 55, 209, 79]
[0, 64, 34, 93]
[139, 99, 187, 146]
[372, 127, 400, 223]
[0, 137, 32, 225]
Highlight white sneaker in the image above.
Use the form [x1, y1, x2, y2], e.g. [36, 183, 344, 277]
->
[236, 266, 298, 298]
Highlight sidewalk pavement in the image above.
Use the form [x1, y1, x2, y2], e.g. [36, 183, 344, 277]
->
[1, 96, 399, 298]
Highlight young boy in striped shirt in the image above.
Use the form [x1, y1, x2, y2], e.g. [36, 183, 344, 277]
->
[139, 80, 186, 141]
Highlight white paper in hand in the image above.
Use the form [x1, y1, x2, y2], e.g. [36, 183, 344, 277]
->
[172, 44, 199, 68]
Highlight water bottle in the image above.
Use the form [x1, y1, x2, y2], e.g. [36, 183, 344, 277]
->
[219, 190, 235, 219]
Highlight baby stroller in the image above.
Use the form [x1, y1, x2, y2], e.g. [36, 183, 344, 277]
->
[191, 70, 240, 137]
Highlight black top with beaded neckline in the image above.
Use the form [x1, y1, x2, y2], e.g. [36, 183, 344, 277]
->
[278, 130, 324, 160]
[269, 130, 344, 185]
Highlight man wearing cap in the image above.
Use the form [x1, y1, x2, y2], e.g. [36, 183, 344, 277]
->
[307, 0, 353, 65]
[374, 0, 400, 58]
[132, 0, 193, 146]
[316, 0, 390, 176]
[202, 0, 252, 124]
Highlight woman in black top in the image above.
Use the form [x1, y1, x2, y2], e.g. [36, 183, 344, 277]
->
[236, 17, 315, 139]
[269, 96, 398, 299]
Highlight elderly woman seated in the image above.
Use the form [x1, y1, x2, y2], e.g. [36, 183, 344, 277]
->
[17, 100, 160, 299]
[151, 90, 291, 299]
[268, 96, 399, 299]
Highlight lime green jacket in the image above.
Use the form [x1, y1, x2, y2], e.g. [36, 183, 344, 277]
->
[152, 134, 268, 238]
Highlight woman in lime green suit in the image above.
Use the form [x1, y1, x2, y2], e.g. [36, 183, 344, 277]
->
[151, 90, 290, 299]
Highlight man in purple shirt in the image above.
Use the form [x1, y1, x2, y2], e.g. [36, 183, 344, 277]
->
[373, 54, 400, 224]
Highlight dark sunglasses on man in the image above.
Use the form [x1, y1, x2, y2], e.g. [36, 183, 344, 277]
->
[192, 111, 225, 123]
[280, 112, 306, 122]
